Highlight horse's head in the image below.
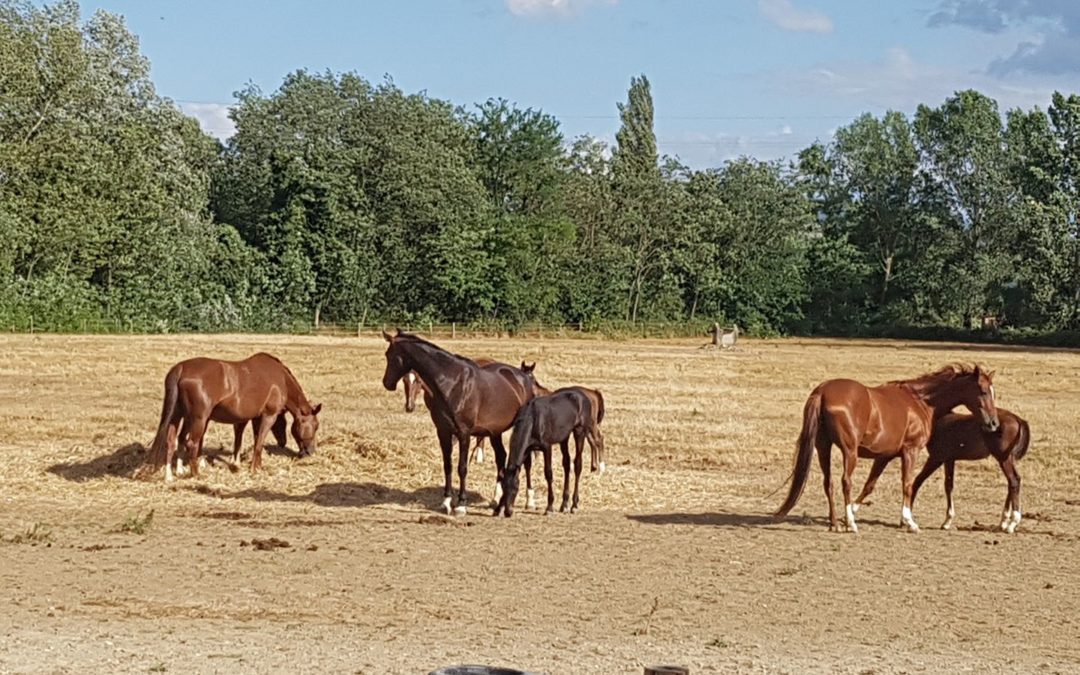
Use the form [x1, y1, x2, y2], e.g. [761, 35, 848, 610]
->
[519, 361, 551, 398]
[382, 329, 412, 391]
[966, 366, 1000, 432]
[292, 402, 322, 456]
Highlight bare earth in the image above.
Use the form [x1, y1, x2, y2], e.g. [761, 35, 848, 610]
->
[1, 333, 1079, 675]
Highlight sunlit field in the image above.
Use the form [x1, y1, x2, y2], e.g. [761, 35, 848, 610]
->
[1, 333, 1078, 673]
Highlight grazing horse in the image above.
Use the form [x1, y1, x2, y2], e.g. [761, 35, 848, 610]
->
[496, 388, 595, 517]
[775, 364, 999, 533]
[852, 408, 1030, 533]
[145, 353, 322, 480]
[381, 330, 538, 515]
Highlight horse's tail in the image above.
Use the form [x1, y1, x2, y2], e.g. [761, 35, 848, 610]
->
[147, 365, 182, 470]
[1010, 416, 1031, 462]
[775, 390, 822, 517]
[594, 389, 605, 425]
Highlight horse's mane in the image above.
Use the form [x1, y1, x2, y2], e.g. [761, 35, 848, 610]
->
[889, 363, 979, 393]
[394, 332, 477, 367]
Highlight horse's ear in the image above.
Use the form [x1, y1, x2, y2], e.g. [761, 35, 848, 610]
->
[521, 361, 535, 373]
[312, 403, 322, 415]
[382, 330, 393, 342]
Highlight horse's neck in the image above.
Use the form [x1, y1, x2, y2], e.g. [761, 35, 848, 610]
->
[405, 341, 471, 406]
[282, 369, 310, 414]
[908, 380, 964, 413]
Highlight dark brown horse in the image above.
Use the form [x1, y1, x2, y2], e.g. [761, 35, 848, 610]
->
[775, 364, 1000, 533]
[145, 353, 322, 480]
[403, 358, 497, 414]
[496, 388, 595, 517]
[852, 408, 1030, 533]
[381, 331, 538, 515]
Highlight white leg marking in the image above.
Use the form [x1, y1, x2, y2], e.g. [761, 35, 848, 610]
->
[475, 446, 484, 463]
[526, 488, 537, 510]
[902, 505, 919, 532]
[454, 504, 468, 516]
[845, 504, 858, 533]
[1006, 509, 1021, 534]
[1000, 507, 1011, 532]
[598, 461, 606, 476]
[440, 497, 452, 514]
[198, 457, 208, 472]
[942, 506, 955, 530]
[175, 457, 188, 477]
[165, 464, 175, 482]
[851, 503, 860, 514]
[493, 481, 504, 505]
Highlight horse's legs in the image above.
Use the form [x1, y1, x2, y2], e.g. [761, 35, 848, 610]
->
[184, 415, 208, 479]
[232, 422, 246, 464]
[524, 450, 537, 510]
[165, 417, 186, 482]
[455, 433, 470, 515]
[558, 439, 572, 513]
[489, 433, 509, 507]
[249, 413, 274, 472]
[941, 460, 956, 530]
[840, 446, 860, 533]
[543, 445, 555, 515]
[473, 436, 485, 464]
[271, 413, 288, 450]
[571, 431, 584, 513]
[816, 440, 836, 531]
[898, 448, 920, 532]
[437, 428, 453, 514]
[853, 455, 892, 512]
[999, 456, 1022, 533]
[909, 457, 945, 527]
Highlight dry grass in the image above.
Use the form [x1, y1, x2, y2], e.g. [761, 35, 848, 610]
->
[1, 333, 1079, 519]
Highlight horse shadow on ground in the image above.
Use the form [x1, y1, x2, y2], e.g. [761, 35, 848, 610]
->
[627, 510, 902, 531]
[47, 442, 148, 481]
[46, 442, 293, 482]
[199, 481, 488, 512]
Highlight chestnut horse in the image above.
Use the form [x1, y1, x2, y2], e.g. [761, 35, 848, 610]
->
[496, 388, 596, 517]
[145, 353, 322, 480]
[775, 364, 999, 533]
[852, 408, 1030, 533]
[381, 331, 539, 515]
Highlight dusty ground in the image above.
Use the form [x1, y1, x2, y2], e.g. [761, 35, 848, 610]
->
[1, 333, 1079, 674]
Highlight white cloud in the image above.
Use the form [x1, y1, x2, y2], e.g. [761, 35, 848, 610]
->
[759, 0, 834, 34]
[657, 129, 812, 168]
[506, 0, 616, 19]
[180, 102, 236, 141]
[779, 45, 1080, 113]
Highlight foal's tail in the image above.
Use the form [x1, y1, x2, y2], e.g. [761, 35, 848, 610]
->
[594, 389, 605, 425]
[146, 365, 182, 470]
[775, 390, 822, 517]
[1010, 417, 1031, 462]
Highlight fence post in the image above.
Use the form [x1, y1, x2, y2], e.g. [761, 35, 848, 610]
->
[452, 322, 456, 339]
[29, 315, 34, 334]
[357, 323, 362, 338]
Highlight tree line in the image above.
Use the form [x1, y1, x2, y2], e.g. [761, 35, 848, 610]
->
[2, 2, 1078, 340]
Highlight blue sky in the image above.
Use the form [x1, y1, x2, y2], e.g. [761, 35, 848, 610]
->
[77, 0, 1080, 168]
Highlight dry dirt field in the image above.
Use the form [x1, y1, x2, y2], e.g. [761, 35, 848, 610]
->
[1, 333, 1079, 674]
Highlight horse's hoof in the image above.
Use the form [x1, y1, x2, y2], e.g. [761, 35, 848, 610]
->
[454, 505, 468, 516]
[441, 498, 452, 514]
[570, 505, 579, 514]
[941, 522, 953, 531]
[905, 523, 920, 533]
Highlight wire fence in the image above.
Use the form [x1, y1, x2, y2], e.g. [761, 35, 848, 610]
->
[1, 317, 728, 340]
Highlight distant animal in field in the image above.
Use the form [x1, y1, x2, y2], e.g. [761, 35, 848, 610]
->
[702, 323, 739, 350]
[381, 330, 539, 515]
[775, 364, 1000, 533]
[143, 353, 321, 480]
[496, 388, 596, 517]
[852, 408, 1030, 533]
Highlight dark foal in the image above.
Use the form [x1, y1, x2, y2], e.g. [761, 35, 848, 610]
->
[853, 408, 1030, 533]
[496, 388, 595, 517]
